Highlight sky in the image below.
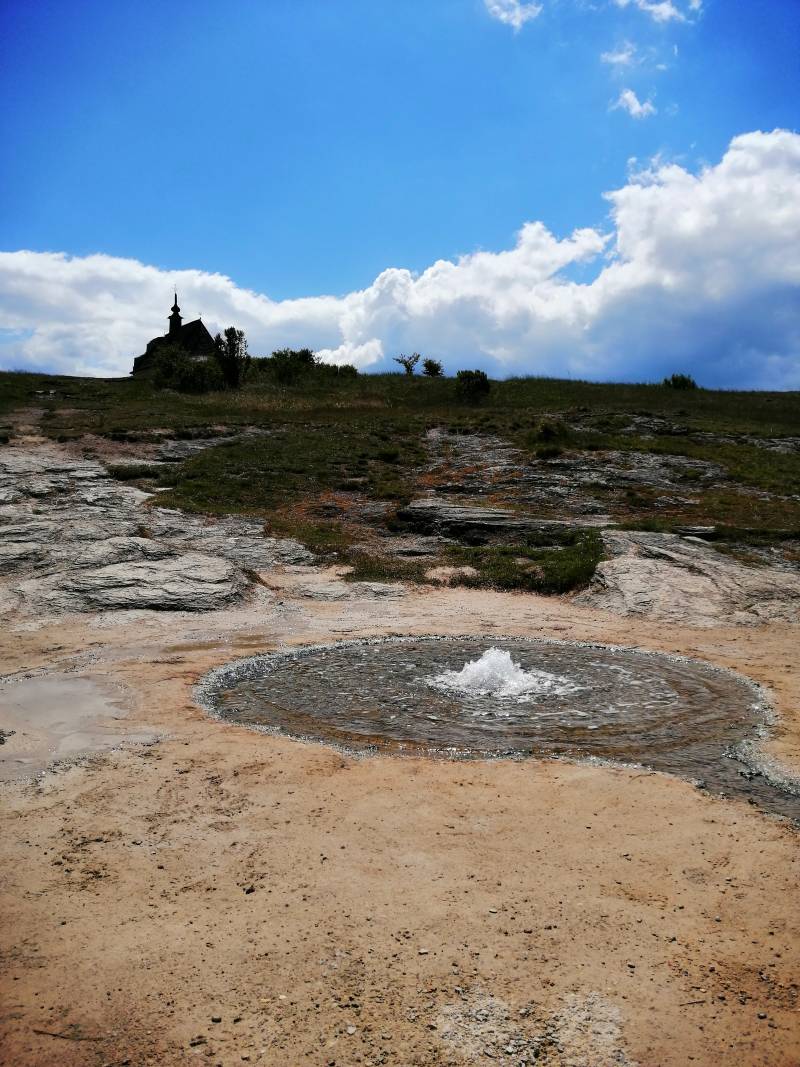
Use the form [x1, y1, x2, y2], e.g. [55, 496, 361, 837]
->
[0, 0, 799, 387]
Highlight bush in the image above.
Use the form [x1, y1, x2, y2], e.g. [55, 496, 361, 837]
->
[153, 345, 224, 393]
[334, 364, 359, 379]
[422, 358, 443, 377]
[268, 347, 318, 385]
[535, 444, 564, 460]
[663, 373, 697, 390]
[455, 369, 491, 404]
[532, 418, 568, 443]
[107, 462, 162, 481]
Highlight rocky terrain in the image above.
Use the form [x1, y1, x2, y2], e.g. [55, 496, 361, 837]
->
[0, 446, 310, 614]
[1, 412, 798, 1067]
[2, 431, 799, 628]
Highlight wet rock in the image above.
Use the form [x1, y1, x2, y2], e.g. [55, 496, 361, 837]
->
[579, 531, 800, 626]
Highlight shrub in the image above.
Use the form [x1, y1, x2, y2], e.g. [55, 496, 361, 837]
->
[535, 444, 564, 460]
[394, 353, 420, 376]
[107, 462, 165, 481]
[422, 358, 443, 377]
[455, 369, 491, 404]
[663, 373, 697, 390]
[268, 347, 318, 385]
[334, 364, 359, 379]
[533, 418, 568, 443]
[153, 345, 224, 393]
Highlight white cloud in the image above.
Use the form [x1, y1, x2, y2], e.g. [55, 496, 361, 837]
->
[484, 0, 543, 32]
[601, 41, 638, 66]
[1, 131, 799, 389]
[612, 88, 657, 118]
[613, 0, 688, 23]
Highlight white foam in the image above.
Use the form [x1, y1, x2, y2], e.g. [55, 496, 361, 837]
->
[427, 647, 579, 703]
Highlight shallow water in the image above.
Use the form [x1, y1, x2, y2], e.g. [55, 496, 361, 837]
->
[0, 674, 158, 782]
[198, 637, 800, 822]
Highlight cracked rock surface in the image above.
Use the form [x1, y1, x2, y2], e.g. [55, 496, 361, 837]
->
[579, 530, 800, 626]
[0, 446, 311, 614]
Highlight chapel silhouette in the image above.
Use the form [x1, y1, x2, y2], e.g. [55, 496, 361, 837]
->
[131, 294, 215, 374]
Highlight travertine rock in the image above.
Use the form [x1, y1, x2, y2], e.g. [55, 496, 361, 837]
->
[0, 446, 310, 615]
[579, 531, 800, 626]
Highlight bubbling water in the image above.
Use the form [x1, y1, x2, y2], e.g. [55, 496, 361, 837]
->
[427, 647, 579, 703]
[196, 636, 800, 822]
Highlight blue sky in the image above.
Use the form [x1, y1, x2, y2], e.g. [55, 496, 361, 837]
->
[1, 0, 799, 385]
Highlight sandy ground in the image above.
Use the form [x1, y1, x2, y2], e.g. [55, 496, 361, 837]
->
[1, 574, 799, 1067]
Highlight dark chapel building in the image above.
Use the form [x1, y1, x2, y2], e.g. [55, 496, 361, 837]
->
[131, 294, 215, 375]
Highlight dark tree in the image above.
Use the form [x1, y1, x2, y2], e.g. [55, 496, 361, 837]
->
[214, 327, 251, 389]
[455, 369, 491, 404]
[269, 347, 318, 384]
[153, 344, 223, 393]
[662, 373, 697, 390]
[394, 352, 420, 376]
[422, 358, 443, 377]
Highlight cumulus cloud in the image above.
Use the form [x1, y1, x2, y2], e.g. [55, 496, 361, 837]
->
[484, 0, 543, 31]
[1, 131, 799, 389]
[612, 0, 701, 23]
[612, 88, 657, 118]
[601, 41, 638, 66]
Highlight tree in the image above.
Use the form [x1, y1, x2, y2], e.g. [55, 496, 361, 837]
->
[268, 347, 318, 385]
[455, 369, 491, 404]
[422, 358, 443, 377]
[214, 327, 251, 389]
[394, 352, 420, 376]
[152, 344, 223, 393]
[662, 373, 697, 390]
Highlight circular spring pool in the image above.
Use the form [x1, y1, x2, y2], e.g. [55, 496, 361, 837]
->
[197, 636, 799, 821]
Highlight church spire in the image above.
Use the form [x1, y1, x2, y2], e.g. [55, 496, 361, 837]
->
[168, 292, 182, 337]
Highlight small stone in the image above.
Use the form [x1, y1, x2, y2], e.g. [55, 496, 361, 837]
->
[211, 1016, 222, 1024]
[347, 1025, 357, 1035]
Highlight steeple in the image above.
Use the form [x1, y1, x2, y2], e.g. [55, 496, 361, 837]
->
[168, 292, 182, 337]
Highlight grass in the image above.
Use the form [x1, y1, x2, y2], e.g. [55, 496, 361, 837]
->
[443, 529, 603, 594]
[156, 421, 425, 517]
[2, 367, 798, 557]
[2, 369, 799, 438]
[341, 528, 604, 594]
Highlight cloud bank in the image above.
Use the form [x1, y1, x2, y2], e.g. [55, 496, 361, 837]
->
[1, 130, 799, 389]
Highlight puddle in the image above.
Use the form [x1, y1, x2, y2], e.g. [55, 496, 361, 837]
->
[0, 674, 158, 782]
[197, 636, 800, 822]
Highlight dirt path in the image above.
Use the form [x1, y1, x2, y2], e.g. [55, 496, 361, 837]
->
[1, 577, 799, 1066]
